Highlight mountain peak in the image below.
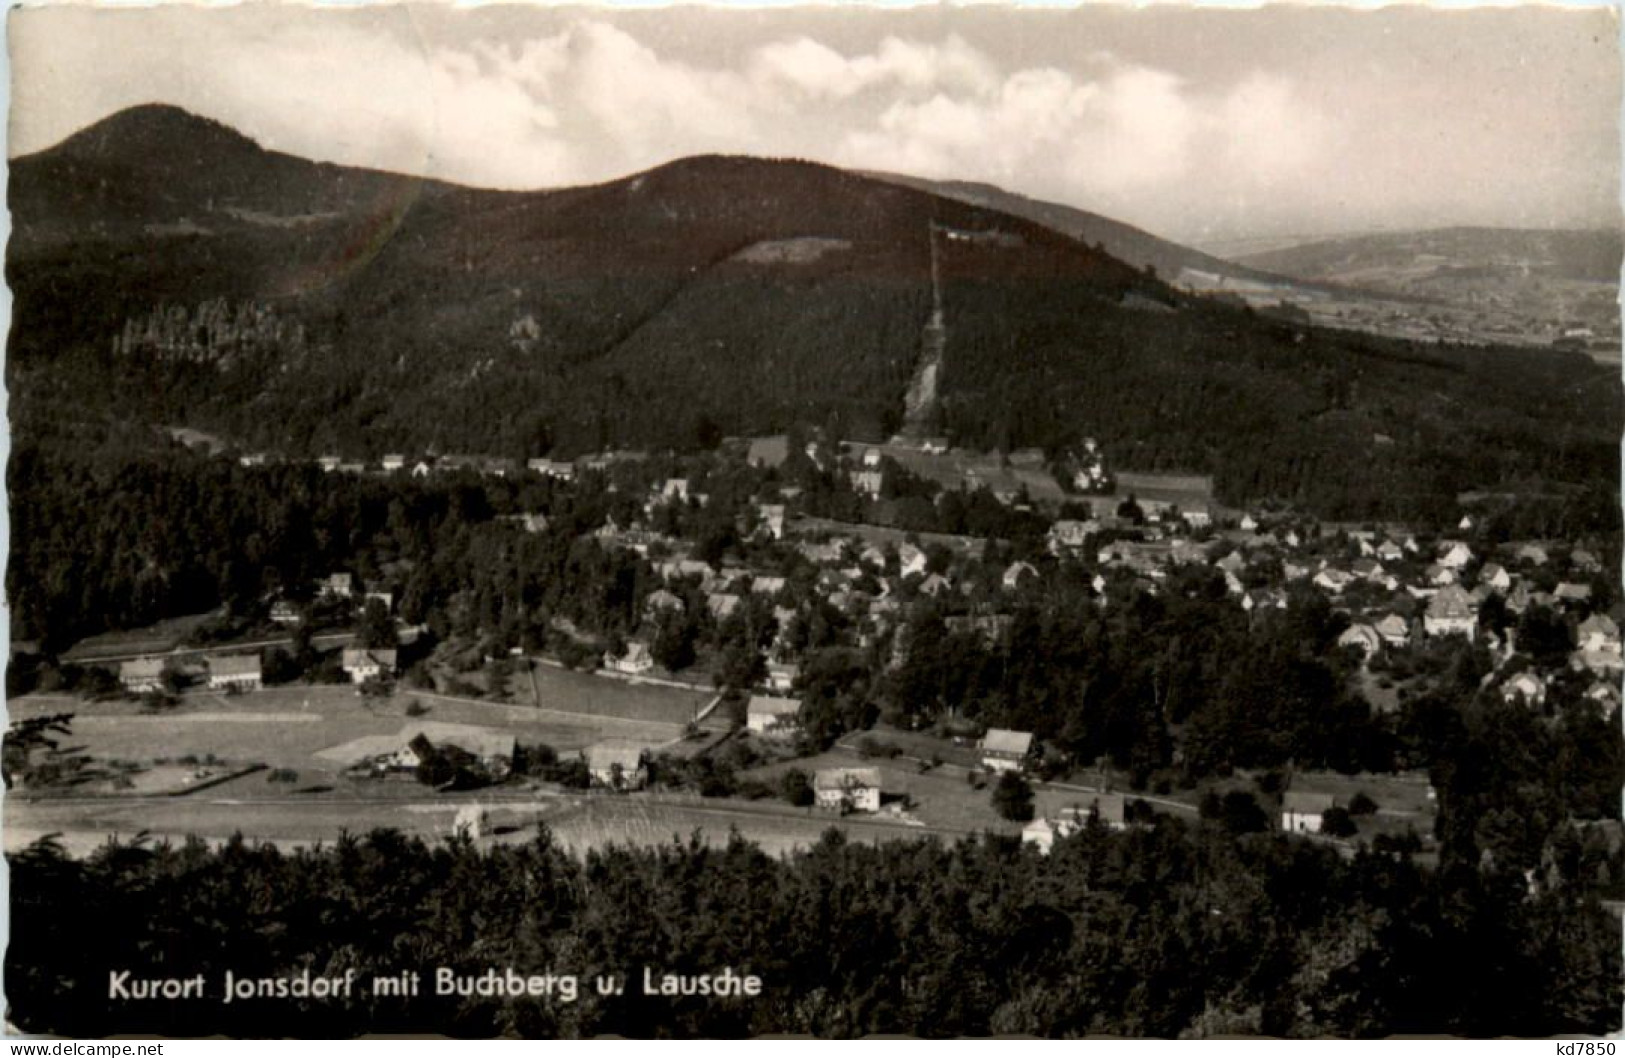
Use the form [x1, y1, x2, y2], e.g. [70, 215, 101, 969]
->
[40, 103, 265, 164]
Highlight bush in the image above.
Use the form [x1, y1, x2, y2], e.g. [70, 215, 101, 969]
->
[856, 736, 901, 759]
[780, 768, 814, 807]
[1320, 805, 1358, 838]
[1348, 791, 1379, 815]
[991, 771, 1034, 822]
[404, 699, 429, 718]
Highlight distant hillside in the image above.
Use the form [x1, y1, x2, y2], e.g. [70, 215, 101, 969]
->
[1233, 227, 1622, 354]
[8, 105, 1620, 521]
[864, 171, 1294, 290]
[1237, 227, 1623, 286]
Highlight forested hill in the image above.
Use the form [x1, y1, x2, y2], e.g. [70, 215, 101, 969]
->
[9, 105, 1621, 519]
[862, 169, 1294, 290]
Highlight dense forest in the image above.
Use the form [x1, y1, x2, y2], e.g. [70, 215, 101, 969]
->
[7, 817, 1619, 1038]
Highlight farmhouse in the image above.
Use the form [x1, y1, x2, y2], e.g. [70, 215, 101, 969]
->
[320, 572, 355, 599]
[1502, 671, 1547, 707]
[745, 695, 801, 737]
[119, 657, 166, 694]
[605, 640, 654, 676]
[1281, 791, 1336, 834]
[850, 470, 884, 498]
[584, 740, 650, 790]
[979, 728, 1035, 773]
[528, 458, 576, 481]
[341, 647, 398, 684]
[270, 599, 301, 625]
[766, 661, 800, 694]
[404, 725, 516, 779]
[813, 767, 882, 813]
[381, 454, 405, 472]
[206, 654, 262, 692]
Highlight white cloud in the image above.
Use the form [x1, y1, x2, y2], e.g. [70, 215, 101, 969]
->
[14, 8, 1610, 241]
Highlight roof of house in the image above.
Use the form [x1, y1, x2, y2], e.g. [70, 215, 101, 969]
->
[1579, 613, 1620, 640]
[1427, 586, 1476, 619]
[981, 728, 1035, 756]
[747, 696, 801, 720]
[813, 766, 882, 791]
[120, 657, 165, 679]
[401, 722, 515, 762]
[207, 654, 261, 677]
[585, 740, 649, 772]
[1282, 791, 1337, 813]
[342, 647, 398, 668]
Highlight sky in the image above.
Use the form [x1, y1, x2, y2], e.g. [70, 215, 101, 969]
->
[8, 4, 1620, 247]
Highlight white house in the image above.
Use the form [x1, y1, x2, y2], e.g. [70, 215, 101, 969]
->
[1424, 586, 1478, 640]
[605, 640, 654, 676]
[381, 454, 406, 472]
[319, 572, 355, 599]
[585, 740, 649, 790]
[813, 767, 882, 813]
[341, 647, 397, 684]
[979, 728, 1035, 773]
[1502, 671, 1547, 707]
[897, 544, 929, 578]
[1474, 563, 1509, 592]
[270, 599, 301, 625]
[119, 657, 166, 694]
[1281, 791, 1336, 834]
[766, 660, 800, 694]
[746, 696, 801, 738]
[1438, 541, 1474, 570]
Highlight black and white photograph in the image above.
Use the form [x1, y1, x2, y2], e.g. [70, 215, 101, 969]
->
[3, 1, 1622, 1040]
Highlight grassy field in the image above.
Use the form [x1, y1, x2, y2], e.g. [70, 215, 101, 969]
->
[523, 662, 714, 725]
[9, 683, 688, 793]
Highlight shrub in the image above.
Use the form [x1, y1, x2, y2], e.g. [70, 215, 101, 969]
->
[1320, 805, 1358, 838]
[991, 771, 1035, 822]
[404, 699, 429, 718]
[1348, 791, 1379, 815]
[780, 768, 814, 807]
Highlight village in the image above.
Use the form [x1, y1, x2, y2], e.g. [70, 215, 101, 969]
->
[7, 429, 1619, 865]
